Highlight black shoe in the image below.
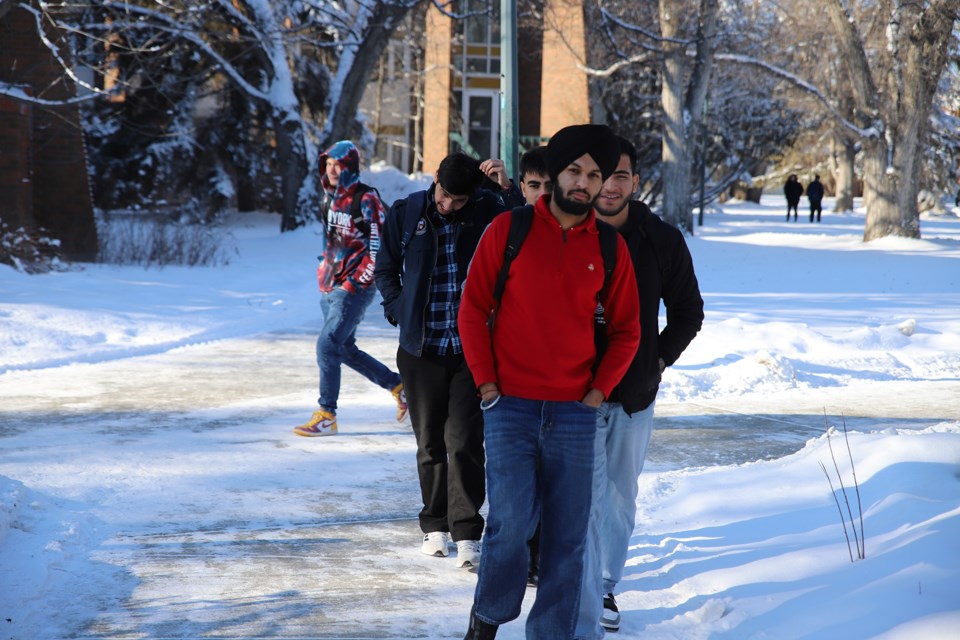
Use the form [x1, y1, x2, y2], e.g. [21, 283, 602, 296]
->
[526, 568, 538, 588]
[464, 608, 499, 640]
[601, 593, 621, 632]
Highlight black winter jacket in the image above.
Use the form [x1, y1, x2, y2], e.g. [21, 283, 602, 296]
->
[374, 183, 523, 357]
[608, 201, 704, 414]
[784, 180, 804, 205]
[806, 179, 824, 203]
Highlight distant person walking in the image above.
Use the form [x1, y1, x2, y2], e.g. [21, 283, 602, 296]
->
[784, 174, 803, 221]
[294, 140, 406, 437]
[375, 152, 523, 568]
[807, 174, 824, 223]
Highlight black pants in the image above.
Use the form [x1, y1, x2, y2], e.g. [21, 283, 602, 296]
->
[397, 346, 485, 541]
[809, 200, 822, 222]
[786, 202, 799, 220]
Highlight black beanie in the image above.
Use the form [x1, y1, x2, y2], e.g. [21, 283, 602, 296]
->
[545, 124, 620, 183]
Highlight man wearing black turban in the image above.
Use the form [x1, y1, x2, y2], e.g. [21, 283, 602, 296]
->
[458, 124, 641, 639]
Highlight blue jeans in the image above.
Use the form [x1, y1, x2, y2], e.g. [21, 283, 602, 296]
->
[317, 286, 400, 413]
[471, 396, 598, 639]
[575, 401, 655, 639]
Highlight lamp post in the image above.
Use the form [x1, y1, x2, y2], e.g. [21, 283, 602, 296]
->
[500, 0, 519, 182]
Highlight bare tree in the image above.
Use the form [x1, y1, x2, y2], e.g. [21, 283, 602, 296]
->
[587, 2, 804, 216]
[823, 0, 959, 240]
[591, 0, 958, 238]
[658, 0, 718, 233]
[2, 0, 424, 232]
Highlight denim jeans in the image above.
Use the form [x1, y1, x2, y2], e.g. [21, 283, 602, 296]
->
[575, 401, 655, 638]
[471, 395, 598, 639]
[316, 286, 400, 413]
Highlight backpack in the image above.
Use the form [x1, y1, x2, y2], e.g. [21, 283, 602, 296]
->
[488, 204, 618, 366]
[398, 189, 428, 251]
[320, 182, 380, 237]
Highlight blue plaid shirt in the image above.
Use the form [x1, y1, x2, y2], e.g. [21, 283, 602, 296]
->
[422, 207, 462, 355]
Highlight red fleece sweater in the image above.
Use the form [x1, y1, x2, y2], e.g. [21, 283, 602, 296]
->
[459, 198, 640, 401]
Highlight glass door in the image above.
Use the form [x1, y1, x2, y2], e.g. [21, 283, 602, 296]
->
[463, 89, 499, 160]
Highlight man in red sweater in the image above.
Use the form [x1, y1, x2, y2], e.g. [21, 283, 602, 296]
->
[459, 124, 640, 639]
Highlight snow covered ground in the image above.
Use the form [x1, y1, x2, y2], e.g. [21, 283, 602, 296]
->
[1, 168, 959, 639]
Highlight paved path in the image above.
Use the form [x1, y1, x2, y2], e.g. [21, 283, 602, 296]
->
[2, 329, 957, 639]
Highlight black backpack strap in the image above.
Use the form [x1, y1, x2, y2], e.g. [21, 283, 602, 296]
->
[399, 190, 428, 251]
[593, 219, 619, 372]
[487, 204, 533, 332]
[350, 183, 377, 237]
[493, 205, 534, 304]
[595, 219, 618, 303]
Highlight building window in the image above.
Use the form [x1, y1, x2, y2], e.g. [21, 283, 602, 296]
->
[456, 0, 500, 77]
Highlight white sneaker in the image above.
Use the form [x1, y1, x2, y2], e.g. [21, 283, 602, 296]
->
[455, 540, 481, 568]
[420, 532, 450, 557]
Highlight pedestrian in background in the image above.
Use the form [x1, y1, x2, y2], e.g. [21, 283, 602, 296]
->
[784, 174, 803, 222]
[295, 140, 406, 437]
[807, 174, 824, 223]
[375, 152, 523, 568]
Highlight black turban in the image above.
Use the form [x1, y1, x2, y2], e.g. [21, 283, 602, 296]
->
[545, 124, 620, 183]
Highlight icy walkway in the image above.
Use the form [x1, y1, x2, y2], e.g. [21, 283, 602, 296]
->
[2, 329, 957, 639]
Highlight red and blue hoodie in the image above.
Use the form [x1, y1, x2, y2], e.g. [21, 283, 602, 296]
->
[316, 140, 386, 294]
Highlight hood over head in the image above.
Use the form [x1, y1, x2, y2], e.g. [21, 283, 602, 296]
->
[320, 140, 361, 189]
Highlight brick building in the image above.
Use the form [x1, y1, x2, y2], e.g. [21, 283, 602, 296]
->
[0, 0, 98, 261]
[361, 0, 593, 176]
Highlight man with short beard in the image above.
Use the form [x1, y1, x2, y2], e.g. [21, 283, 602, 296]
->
[458, 124, 641, 639]
[575, 136, 704, 637]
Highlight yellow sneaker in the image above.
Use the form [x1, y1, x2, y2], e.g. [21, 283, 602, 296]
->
[391, 383, 408, 422]
[293, 410, 337, 437]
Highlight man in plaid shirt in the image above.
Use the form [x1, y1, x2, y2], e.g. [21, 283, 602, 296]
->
[375, 152, 523, 568]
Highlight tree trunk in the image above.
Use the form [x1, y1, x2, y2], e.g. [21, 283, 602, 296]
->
[229, 0, 311, 232]
[831, 134, 856, 213]
[291, 2, 417, 228]
[863, 0, 956, 240]
[823, 0, 958, 241]
[277, 112, 308, 232]
[658, 0, 717, 234]
[684, 0, 717, 228]
[322, 2, 415, 146]
[1, 3, 99, 260]
[659, 0, 691, 232]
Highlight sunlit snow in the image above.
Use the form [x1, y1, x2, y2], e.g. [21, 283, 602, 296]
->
[2, 169, 958, 639]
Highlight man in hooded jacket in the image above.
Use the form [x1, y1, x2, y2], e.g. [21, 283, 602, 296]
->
[294, 140, 406, 437]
